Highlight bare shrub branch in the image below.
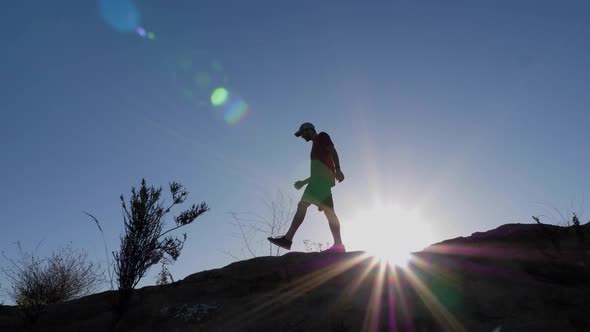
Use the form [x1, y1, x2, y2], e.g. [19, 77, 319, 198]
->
[227, 190, 295, 258]
[83, 211, 114, 290]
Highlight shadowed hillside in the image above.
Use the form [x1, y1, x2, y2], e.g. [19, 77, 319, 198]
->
[1, 222, 589, 331]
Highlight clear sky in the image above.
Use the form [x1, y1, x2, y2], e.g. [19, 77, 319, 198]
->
[1, 0, 589, 302]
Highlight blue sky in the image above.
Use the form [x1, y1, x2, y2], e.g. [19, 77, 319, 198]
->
[1, 0, 589, 302]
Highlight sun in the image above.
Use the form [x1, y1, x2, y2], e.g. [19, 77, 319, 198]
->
[347, 202, 436, 266]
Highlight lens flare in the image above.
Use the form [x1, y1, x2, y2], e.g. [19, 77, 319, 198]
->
[171, 53, 248, 126]
[99, 0, 140, 32]
[224, 98, 249, 125]
[182, 88, 194, 101]
[211, 59, 224, 71]
[211, 88, 229, 106]
[147, 32, 156, 40]
[172, 54, 227, 107]
[136, 26, 147, 37]
[177, 57, 193, 70]
[195, 72, 211, 88]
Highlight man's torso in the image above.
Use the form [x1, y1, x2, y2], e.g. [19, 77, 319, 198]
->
[310, 132, 335, 186]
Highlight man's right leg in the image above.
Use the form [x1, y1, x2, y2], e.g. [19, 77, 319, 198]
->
[324, 207, 343, 246]
[284, 201, 310, 241]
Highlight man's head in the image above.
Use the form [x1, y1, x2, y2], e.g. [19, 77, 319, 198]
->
[294, 122, 316, 142]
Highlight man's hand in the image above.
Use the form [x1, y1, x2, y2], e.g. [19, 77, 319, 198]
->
[335, 169, 345, 183]
[294, 180, 306, 190]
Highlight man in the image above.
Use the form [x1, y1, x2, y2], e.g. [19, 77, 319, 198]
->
[268, 122, 346, 253]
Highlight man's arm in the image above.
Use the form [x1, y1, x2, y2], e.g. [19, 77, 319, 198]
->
[327, 145, 341, 169]
[294, 177, 311, 190]
[327, 145, 345, 182]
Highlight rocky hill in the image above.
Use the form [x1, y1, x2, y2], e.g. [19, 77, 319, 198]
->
[1, 222, 589, 331]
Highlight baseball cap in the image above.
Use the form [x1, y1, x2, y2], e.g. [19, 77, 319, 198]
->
[294, 122, 315, 137]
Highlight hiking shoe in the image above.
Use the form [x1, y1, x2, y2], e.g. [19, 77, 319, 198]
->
[267, 236, 292, 250]
[321, 244, 346, 253]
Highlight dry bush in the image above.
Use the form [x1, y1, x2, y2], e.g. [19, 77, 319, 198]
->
[531, 213, 590, 286]
[155, 262, 173, 285]
[303, 240, 332, 252]
[2, 242, 102, 306]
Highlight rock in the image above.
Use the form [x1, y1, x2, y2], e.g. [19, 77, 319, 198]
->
[1, 223, 589, 331]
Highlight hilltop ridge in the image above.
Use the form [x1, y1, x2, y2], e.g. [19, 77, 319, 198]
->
[1, 222, 589, 331]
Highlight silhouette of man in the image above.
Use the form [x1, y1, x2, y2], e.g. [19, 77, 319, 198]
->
[268, 122, 346, 253]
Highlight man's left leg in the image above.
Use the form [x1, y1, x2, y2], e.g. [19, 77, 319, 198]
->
[268, 200, 311, 251]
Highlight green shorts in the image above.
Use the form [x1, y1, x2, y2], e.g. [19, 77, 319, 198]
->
[302, 180, 334, 209]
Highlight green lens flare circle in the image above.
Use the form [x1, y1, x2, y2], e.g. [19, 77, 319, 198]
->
[210, 87, 229, 106]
